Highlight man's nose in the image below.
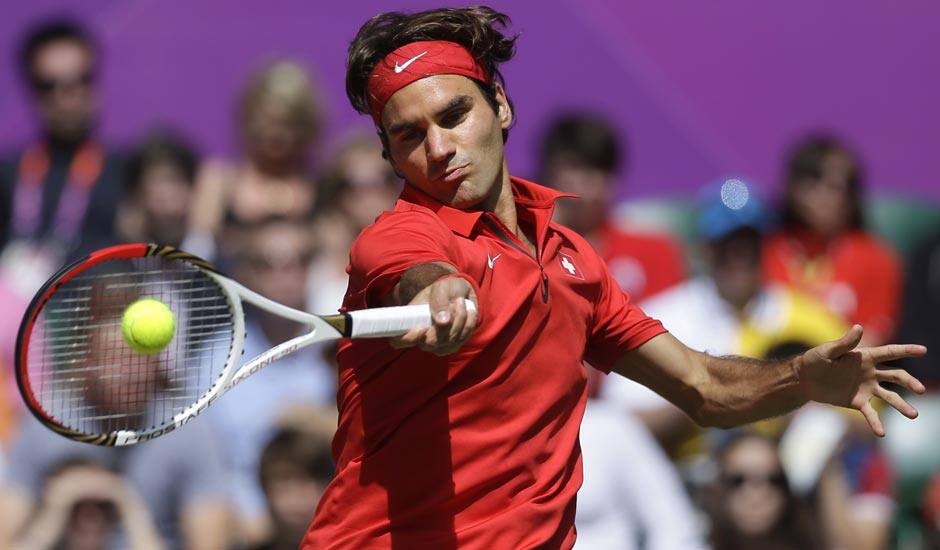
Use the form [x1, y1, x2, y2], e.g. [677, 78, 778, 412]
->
[425, 125, 455, 164]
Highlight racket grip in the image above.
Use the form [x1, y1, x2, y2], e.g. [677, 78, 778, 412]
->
[349, 299, 478, 338]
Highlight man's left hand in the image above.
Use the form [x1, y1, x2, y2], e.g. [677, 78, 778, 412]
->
[797, 324, 927, 436]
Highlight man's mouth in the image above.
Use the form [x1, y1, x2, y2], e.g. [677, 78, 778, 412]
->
[438, 164, 469, 183]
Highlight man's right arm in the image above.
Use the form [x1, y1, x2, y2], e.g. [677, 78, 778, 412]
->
[387, 261, 456, 305]
[346, 209, 478, 355]
[385, 261, 479, 356]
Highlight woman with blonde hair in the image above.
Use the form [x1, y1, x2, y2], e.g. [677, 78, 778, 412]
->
[186, 60, 323, 260]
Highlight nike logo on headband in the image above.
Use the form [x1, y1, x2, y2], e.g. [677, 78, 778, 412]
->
[394, 51, 428, 74]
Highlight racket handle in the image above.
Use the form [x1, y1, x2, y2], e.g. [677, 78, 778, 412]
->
[348, 299, 478, 338]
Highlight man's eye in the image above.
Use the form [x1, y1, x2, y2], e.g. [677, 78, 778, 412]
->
[441, 109, 467, 128]
[399, 129, 422, 142]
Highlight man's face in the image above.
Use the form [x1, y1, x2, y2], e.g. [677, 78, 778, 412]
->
[708, 228, 763, 309]
[138, 163, 193, 246]
[264, 464, 325, 536]
[544, 160, 610, 231]
[236, 223, 313, 311]
[29, 39, 96, 142]
[83, 323, 164, 416]
[721, 438, 788, 536]
[337, 141, 401, 230]
[791, 151, 854, 238]
[245, 100, 308, 165]
[381, 75, 512, 210]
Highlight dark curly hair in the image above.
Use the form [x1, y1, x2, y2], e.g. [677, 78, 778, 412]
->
[346, 6, 517, 142]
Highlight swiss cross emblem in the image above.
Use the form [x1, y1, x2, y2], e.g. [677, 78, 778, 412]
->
[558, 253, 584, 280]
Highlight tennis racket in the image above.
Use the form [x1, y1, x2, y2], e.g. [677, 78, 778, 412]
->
[16, 243, 474, 446]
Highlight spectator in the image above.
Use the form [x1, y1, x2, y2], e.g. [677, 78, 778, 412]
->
[186, 60, 323, 261]
[0, 287, 25, 440]
[0, 18, 124, 283]
[309, 134, 401, 314]
[0, 305, 230, 549]
[316, 133, 402, 234]
[0, 358, 15, 445]
[576, 395, 706, 549]
[924, 473, 940, 549]
[813, 426, 897, 550]
[250, 428, 334, 550]
[601, 182, 847, 452]
[772, 349, 897, 549]
[895, 227, 940, 548]
[707, 432, 822, 550]
[539, 113, 685, 302]
[206, 215, 336, 545]
[896, 226, 940, 387]
[117, 130, 199, 247]
[11, 458, 163, 550]
[763, 135, 901, 345]
[0, 408, 230, 550]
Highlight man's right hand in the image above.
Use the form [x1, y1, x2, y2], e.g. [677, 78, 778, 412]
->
[390, 273, 478, 356]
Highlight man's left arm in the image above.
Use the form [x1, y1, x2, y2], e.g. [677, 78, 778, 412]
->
[612, 325, 927, 436]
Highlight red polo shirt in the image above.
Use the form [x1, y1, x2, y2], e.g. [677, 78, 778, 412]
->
[304, 177, 665, 549]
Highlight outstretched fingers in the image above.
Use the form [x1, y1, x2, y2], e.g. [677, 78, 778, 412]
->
[875, 385, 918, 419]
[877, 368, 927, 394]
[859, 401, 885, 437]
[867, 344, 928, 364]
[818, 324, 864, 359]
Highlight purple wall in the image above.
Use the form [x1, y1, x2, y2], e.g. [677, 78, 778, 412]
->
[1, 0, 937, 200]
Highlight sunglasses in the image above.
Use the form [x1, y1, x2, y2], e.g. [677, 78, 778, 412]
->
[722, 471, 787, 490]
[31, 72, 94, 96]
[243, 251, 315, 271]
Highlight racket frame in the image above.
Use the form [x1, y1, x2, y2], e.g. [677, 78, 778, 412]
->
[17, 243, 474, 446]
[16, 244, 348, 446]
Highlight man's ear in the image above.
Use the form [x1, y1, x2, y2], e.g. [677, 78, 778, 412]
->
[378, 130, 405, 180]
[494, 83, 512, 129]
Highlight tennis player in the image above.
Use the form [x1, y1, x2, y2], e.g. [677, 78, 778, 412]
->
[303, 7, 927, 549]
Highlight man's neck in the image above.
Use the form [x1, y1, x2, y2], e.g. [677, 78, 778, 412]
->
[482, 162, 517, 228]
[491, 184, 517, 230]
[481, 163, 536, 254]
[718, 287, 758, 316]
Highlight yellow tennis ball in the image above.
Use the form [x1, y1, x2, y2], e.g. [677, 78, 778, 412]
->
[122, 298, 175, 354]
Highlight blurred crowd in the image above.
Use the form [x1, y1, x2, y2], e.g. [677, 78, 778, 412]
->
[0, 17, 938, 550]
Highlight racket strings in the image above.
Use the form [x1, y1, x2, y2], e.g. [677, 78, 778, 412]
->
[26, 256, 235, 436]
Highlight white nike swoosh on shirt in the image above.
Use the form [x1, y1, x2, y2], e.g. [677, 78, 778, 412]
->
[487, 254, 501, 269]
[394, 51, 428, 73]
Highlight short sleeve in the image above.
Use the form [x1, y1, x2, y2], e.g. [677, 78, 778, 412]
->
[344, 210, 457, 309]
[584, 261, 666, 373]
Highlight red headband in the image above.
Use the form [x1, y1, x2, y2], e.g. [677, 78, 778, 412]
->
[367, 40, 492, 125]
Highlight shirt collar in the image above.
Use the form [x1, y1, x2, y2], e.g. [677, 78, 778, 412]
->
[398, 176, 575, 237]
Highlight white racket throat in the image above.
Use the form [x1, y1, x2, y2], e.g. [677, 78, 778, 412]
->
[116, 270, 476, 446]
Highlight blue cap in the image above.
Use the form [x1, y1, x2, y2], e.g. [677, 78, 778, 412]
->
[697, 178, 770, 241]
